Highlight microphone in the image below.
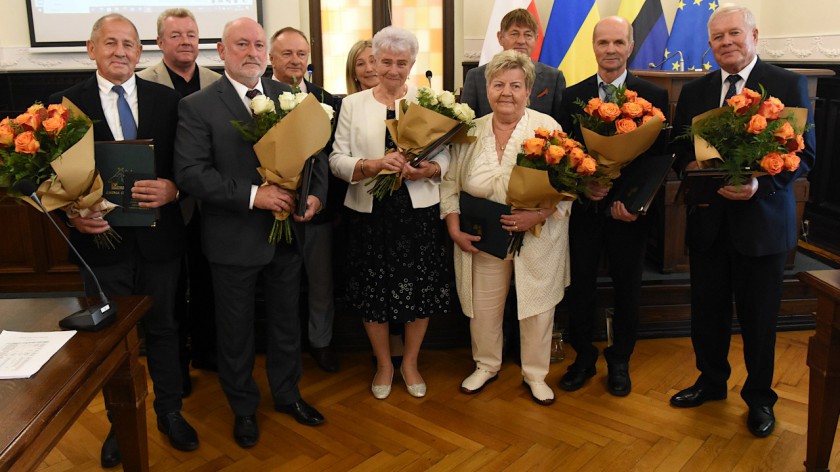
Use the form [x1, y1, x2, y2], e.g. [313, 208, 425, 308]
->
[13, 179, 117, 331]
[307, 64, 314, 83]
[649, 50, 684, 71]
[699, 47, 711, 71]
[425, 70, 433, 87]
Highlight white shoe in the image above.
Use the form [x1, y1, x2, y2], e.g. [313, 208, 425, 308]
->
[460, 368, 498, 394]
[523, 380, 555, 406]
[400, 367, 427, 398]
[371, 371, 393, 400]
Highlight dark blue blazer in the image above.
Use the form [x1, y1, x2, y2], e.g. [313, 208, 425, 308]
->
[670, 58, 816, 257]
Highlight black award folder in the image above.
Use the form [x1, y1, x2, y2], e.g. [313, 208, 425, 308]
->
[609, 153, 676, 214]
[96, 140, 157, 227]
[678, 168, 730, 206]
[458, 192, 511, 259]
[296, 156, 315, 217]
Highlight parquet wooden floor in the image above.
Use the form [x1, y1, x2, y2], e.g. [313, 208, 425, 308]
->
[37, 330, 840, 471]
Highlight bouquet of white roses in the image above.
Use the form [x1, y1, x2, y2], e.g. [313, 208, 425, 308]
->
[367, 87, 476, 200]
[232, 92, 333, 243]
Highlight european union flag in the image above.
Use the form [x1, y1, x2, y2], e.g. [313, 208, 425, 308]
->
[662, 0, 719, 72]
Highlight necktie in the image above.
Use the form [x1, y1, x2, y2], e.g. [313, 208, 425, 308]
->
[245, 88, 262, 99]
[724, 74, 742, 102]
[600, 82, 617, 102]
[112, 85, 137, 140]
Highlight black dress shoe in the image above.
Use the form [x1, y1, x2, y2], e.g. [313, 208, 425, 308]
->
[607, 363, 631, 397]
[234, 415, 259, 448]
[275, 399, 324, 426]
[747, 405, 775, 438]
[157, 411, 199, 451]
[669, 385, 727, 408]
[100, 426, 121, 468]
[311, 346, 340, 372]
[559, 365, 596, 392]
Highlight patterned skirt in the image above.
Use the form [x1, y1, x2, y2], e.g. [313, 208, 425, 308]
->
[344, 185, 451, 323]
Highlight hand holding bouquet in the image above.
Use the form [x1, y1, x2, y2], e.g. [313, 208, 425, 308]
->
[367, 87, 475, 200]
[232, 92, 333, 243]
[574, 84, 667, 179]
[688, 85, 809, 186]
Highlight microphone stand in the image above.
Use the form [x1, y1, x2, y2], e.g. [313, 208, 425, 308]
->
[649, 50, 684, 71]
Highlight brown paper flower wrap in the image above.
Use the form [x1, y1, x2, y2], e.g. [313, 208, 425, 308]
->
[246, 93, 331, 243]
[0, 98, 120, 248]
[367, 89, 476, 200]
[579, 116, 664, 179]
[689, 86, 810, 186]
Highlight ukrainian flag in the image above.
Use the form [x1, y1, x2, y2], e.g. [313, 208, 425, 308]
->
[618, 0, 669, 70]
[539, 0, 601, 87]
[662, 0, 719, 71]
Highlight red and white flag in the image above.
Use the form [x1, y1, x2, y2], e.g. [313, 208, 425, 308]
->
[478, 0, 544, 66]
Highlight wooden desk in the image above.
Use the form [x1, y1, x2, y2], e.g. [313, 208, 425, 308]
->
[0, 296, 151, 472]
[798, 270, 840, 472]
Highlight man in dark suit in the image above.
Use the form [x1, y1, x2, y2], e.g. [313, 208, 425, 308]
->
[174, 17, 329, 448]
[668, 5, 815, 438]
[49, 13, 198, 468]
[461, 8, 565, 118]
[556, 16, 668, 397]
[138, 7, 223, 393]
[269, 26, 341, 373]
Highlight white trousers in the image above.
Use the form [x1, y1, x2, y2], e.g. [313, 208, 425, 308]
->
[470, 251, 554, 383]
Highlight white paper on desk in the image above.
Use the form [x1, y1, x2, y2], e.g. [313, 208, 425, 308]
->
[0, 330, 77, 379]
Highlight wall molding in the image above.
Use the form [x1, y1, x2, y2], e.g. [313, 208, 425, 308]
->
[0, 47, 224, 72]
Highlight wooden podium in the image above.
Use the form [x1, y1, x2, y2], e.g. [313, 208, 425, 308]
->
[634, 68, 834, 273]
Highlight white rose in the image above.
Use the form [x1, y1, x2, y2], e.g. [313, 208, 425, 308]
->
[453, 103, 467, 121]
[250, 95, 275, 115]
[418, 87, 434, 99]
[438, 91, 456, 108]
[428, 95, 438, 106]
[294, 92, 308, 105]
[320, 103, 335, 121]
[278, 92, 296, 111]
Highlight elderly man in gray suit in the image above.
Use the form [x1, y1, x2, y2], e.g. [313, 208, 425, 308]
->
[138, 8, 222, 393]
[174, 17, 329, 448]
[461, 8, 566, 118]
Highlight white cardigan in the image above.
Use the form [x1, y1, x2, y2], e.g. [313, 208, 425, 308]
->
[329, 86, 450, 213]
[440, 109, 572, 320]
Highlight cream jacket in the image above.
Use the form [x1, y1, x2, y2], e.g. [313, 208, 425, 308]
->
[440, 109, 572, 320]
[329, 86, 450, 213]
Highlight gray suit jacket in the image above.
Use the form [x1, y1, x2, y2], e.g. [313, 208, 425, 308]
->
[460, 59, 566, 119]
[174, 76, 329, 266]
[137, 61, 221, 90]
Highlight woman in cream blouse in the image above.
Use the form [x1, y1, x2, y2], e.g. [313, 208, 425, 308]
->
[330, 26, 451, 400]
[440, 50, 571, 405]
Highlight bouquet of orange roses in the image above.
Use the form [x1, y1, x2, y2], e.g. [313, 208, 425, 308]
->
[232, 92, 333, 243]
[0, 99, 120, 248]
[507, 127, 597, 254]
[574, 84, 667, 179]
[687, 85, 809, 186]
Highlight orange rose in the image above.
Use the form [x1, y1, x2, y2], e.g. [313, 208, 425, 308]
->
[584, 97, 602, 116]
[786, 134, 805, 153]
[782, 153, 800, 172]
[757, 96, 784, 120]
[560, 137, 582, 153]
[759, 152, 784, 175]
[634, 97, 652, 113]
[576, 156, 598, 176]
[774, 121, 795, 142]
[641, 115, 654, 125]
[534, 128, 551, 140]
[615, 118, 638, 134]
[745, 114, 767, 134]
[0, 117, 14, 148]
[726, 94, 750, 114]
[624, 89, 638, 101]
[545, 145, 565, 165]
[620, 102, 644, 119]
[650, 107, 666, 122]
[743, 88, 761, 108]
[14, 112, 42, 131]
[568, 147, 585, 168]
[522, 138, 546, 157]
[551, 129, 567, 142]
[14, 131, 40, 154]
[47, 104, 69, 121]
[42, 115, 67, 135]
[598, 102, 621, 123]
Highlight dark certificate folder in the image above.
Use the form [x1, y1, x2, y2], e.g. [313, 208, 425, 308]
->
[459, 192, 511, 259]
[296, 156, 315, 217]
[96, 140, 157, 227]
[609, 153, 676, 215]
[678, 168, 730, 206]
